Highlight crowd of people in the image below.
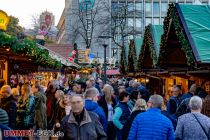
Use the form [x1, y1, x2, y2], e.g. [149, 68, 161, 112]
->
[0, 74, 210, 140]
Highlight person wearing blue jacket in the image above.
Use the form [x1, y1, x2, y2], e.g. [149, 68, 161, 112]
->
[84, 87, 108, 133]
[113, 91, 131, 140]
[128, 95, 175, 140]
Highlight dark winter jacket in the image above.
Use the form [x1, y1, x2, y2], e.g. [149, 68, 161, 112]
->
[34, 92, 47, 129]
[167, 96, 181, 115]
[128, 108, 175, 140]
[122, 110, 145, 140]
[0, 95, 17, 129]
[113, 102, 131, 130]
[85, 99, 107, 133]
[60, 109, 107, 140]
[181, 92, 193, 102]
[16, 95, 36, 129]
[98, 95, 117, 120]
[126, 87, 134, 94]
[176, 97, 191, 117]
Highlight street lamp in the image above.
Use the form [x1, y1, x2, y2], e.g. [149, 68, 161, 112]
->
[98, 35, 111, 84]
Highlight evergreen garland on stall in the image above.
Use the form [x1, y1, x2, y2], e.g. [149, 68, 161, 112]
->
[128, 39, 138, 72]
[0, 31, 62, 69]
[158, 4, 194, 67]
[138, 25, 158, 69]
[119, 46, 127, 74]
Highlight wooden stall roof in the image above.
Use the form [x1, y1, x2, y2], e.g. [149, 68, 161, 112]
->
[158, 4, 210, 69]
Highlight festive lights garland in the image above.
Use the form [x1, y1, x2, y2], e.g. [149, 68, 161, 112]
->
[0, 32, 62, 69]
[119, 46, 127, 74]
[128, 39, 138, 72]
[158, 4, 194, 66]
[138, 25, 158, 70]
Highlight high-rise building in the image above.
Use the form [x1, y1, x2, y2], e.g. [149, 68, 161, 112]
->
[111, 0, 210, 60]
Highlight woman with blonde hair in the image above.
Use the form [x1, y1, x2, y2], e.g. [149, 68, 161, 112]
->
[16, 84, 36, 132]
[122, 98, 147, 140]
[98, 84, 117, 140]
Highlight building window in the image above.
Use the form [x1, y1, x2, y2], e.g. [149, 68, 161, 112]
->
[128, 2, 134, 12]
[146, 3, 152, 16]
[161, 3, 168, 17]
[128, 18, 134, 27]
[153, 18, 160, 24]
[135, 3, 142, 16]
[136, 18, 142, 28]
[153, 3, 160, 17]
[161, 18, 165, 25]
[146, 18, 152, 26]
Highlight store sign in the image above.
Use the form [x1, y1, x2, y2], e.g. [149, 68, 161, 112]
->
[78, 49, 90, 63]
[79, 0, 95, 11]
[0, 10, 9, 31]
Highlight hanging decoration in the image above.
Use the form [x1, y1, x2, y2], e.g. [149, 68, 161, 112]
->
[69, 50, 77, 62]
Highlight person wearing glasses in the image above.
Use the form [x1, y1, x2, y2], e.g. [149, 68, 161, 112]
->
[60, 95, 107, 140]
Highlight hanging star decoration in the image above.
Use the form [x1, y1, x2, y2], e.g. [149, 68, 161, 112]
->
[69, 50, 77, 62]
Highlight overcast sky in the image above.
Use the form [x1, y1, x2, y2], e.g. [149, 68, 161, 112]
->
[0, 0, 65, 29]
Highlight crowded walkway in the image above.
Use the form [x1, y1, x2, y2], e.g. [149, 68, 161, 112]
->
[0, 74, 210, 140]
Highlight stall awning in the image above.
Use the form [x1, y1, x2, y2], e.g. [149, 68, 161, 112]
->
[178, 4, 210, 63]
[103, 69, 120, 75]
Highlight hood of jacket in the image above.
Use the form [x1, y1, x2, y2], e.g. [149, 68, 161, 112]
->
[85, 99, 98, 111]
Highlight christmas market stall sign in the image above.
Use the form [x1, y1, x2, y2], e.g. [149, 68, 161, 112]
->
[0, 10, 9, 31]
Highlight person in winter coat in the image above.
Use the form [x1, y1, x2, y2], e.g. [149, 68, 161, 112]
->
[98, 84, 117, 140]
[48, 90, 64, 130]
[32, 83, 47, 130]
[175, 96, 210, 140]
[46, 80, 58, 129]
[54, 94, 71, 132]
[0, 85, 17, 129]
[122, 98, 147, 140]
[113, 91, 131, 140]
[202, 94, 210, 118]
[176, 84, 197, 117]
[60, 95, 107, 140]
[128, 95, 174, 140]
[181, 84, 197, 101]
[84, 87, 107, 133]
[166, 85, 182, 129]
[16, 84, 36, 131]
[127, 90, 139, 110]
[167, 85, 182, 115]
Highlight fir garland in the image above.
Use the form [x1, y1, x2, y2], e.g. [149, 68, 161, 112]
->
[138, 25, 158, 70]
[128, 39, 138, 72]
[119, 46, 127, 74]
[0, 31, 62, 69]
[158, 4, 194, 66]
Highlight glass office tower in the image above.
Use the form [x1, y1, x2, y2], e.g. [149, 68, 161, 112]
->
[111, 0, 210, 59]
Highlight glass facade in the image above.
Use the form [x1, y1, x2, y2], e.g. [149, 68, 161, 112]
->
[111, 0, 210, 59]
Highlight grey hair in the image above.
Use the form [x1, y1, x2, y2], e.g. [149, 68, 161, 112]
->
[71, 94, 85, 103]
[84, 87, 99, 98]
[148, 95, 163, 109]
[189, 96, 202, 110]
